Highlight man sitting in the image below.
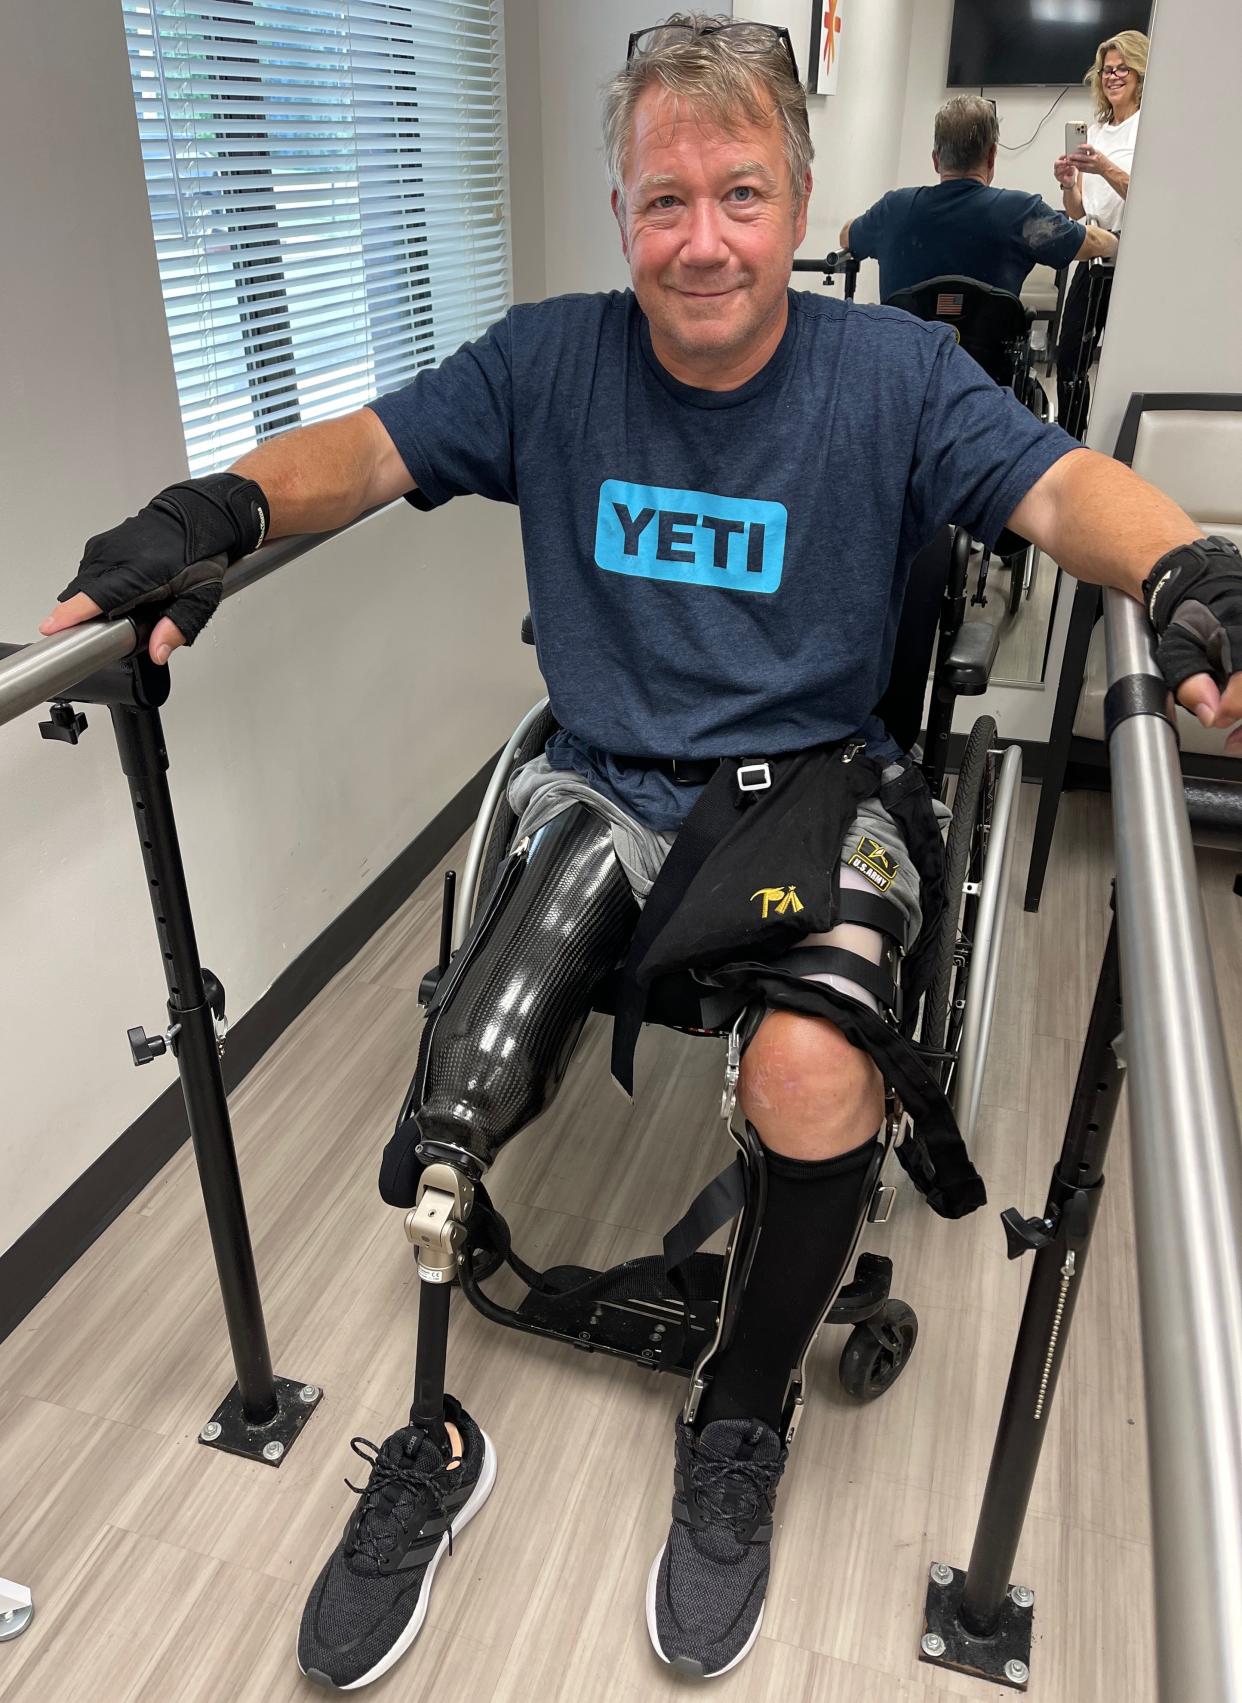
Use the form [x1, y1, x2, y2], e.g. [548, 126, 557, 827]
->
[842, 94, 1117, 303]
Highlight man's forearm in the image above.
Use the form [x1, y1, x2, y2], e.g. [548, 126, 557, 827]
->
[230, 408, 396, 538]
[1009, 448, 1201, 600]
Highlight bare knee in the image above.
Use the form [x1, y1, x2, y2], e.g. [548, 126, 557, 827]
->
[738, 1010, 884, 1160]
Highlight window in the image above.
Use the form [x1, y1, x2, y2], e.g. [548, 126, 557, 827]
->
[124, 1, 510, 474]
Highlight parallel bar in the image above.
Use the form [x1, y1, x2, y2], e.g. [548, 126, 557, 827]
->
[1103, 587, 1242, 1703]
[0, 505, 387, 734]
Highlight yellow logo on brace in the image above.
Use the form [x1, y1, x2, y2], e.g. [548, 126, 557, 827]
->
[750, 885, 805, 920]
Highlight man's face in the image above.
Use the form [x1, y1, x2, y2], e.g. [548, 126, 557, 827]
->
[613, 82, 809, 377]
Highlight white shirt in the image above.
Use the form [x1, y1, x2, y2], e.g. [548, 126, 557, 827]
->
[1082, 109, 1140, 232]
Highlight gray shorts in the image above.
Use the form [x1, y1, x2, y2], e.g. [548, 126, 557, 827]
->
[507, 754, 937, 954]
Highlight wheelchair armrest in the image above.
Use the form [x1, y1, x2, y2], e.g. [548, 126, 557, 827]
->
[520, 612, 534, 646]
[940, 616, 1000, 695]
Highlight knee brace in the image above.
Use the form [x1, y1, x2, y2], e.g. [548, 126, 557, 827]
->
[678, 1012, 891, 1438]
[379, 804, 637, 1203]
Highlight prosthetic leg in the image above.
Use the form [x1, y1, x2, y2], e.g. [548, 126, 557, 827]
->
[392, 803, 638, 1432]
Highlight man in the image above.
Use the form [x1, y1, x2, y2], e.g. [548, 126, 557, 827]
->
[842, 94, 1117, 303]
[40, 13, 1242, 1689]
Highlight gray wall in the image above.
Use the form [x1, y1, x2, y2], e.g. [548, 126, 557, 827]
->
[0, 2, 541, 1255]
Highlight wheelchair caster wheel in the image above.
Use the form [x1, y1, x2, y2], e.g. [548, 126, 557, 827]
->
[838, 1300, 918, 1401]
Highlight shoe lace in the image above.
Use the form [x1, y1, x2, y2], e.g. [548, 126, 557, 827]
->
[687, 1448, 781, 1539]
[344, 1433, 462, 1563]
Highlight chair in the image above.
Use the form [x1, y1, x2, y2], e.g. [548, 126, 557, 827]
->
[1024, 393, 1242, 911]
[885, 274, 1051, 616]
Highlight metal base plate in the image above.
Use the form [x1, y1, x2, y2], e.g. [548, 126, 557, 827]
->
[198, 1374, 323, 1465]
[0, 1603, 33, 1643]
[513, 1256, 715, 1373]
[920, 1563, 1033, 1689]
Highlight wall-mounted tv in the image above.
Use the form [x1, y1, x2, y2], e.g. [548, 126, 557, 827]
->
[947, 0, 1153, 88]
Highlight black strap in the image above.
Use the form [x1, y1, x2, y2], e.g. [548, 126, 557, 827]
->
[767, 945, 897, 1010]
[710, 963, 986, 1219]
[662, 1157, 746, 1282]
[610, 759, 756, 1094]
[834, 888, 907, 941]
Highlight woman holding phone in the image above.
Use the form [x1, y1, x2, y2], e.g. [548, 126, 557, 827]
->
[1052, 29, 1148, 433]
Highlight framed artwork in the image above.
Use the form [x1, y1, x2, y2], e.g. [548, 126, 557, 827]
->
[809, 0, 844, 95]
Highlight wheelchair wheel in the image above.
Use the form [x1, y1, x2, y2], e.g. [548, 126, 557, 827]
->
[473, 702, 560, 924]
[838, 1300, 918, 1401]
[1006, 551, 1024, 617]
[921, 715, 996, 1067]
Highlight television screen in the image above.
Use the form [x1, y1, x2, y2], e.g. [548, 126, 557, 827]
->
[947, 0, 1153, 88]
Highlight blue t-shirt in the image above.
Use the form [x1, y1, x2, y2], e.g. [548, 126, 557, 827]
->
[848, 180, 1084, 302]
[369, 288, 1076, 829]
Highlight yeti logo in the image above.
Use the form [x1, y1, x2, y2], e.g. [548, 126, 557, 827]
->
[594, 480, 787, 593]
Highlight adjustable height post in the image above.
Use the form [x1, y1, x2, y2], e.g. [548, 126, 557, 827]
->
[920, 914, 1125, 1689]
[96, 675, 321, 1464]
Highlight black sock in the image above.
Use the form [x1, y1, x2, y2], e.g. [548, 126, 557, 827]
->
[695, 1131, 878, 1433]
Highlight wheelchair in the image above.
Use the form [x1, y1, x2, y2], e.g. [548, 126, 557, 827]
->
[391, 532, 1022, 1452]
[885, 274, 1054, 619]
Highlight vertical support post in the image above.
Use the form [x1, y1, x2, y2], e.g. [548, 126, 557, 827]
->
[109, 697, 320, 1460]
[921, 916, 1125, 1686]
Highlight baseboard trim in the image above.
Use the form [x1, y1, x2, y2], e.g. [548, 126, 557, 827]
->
[0, 758, 492, 1347]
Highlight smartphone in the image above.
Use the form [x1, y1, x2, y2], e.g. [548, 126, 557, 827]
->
[1065, 121, 1088, 157]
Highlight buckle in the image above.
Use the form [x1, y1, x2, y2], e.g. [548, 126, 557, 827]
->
[736, 761, 771, 793]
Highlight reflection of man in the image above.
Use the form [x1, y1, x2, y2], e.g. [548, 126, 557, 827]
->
[842, 95, 1117, 302]
[40, 11, 1242, 1691]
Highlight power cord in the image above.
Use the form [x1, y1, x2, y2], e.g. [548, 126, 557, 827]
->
[983, 86, 1072, 152]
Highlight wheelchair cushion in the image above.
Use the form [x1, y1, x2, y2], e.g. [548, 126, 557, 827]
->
[942, 617, 999, 695]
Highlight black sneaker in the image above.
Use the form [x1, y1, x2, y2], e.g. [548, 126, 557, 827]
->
[298, 1394, 495, 1690]
[646, 1415, 787, 1679]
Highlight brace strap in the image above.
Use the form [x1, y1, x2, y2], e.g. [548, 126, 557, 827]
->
[834, 888, 907, 944]
[662, 1158, 746, 1282]
[708, 962, 986, 1219]
[767, 944, 898, 1013]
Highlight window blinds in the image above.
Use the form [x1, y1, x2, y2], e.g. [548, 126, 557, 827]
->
[123, 0, 510, 474]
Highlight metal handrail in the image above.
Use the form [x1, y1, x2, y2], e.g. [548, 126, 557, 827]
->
[1104, 585, 1242, 1703]
[0, 507, 384, 733]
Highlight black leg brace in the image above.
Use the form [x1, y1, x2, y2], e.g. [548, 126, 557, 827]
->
[696, 1130, 879, 1432]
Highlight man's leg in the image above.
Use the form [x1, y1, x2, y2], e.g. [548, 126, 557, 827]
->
[648, 812, 920, 1680]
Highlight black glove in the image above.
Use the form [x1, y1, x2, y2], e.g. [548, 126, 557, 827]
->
[1142, 535, 1242, 696]
[57, 472, 269, 644]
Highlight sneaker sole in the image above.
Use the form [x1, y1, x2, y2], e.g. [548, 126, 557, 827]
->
[644, 1543, 765, 1680]
[300, 1429, 497, 1691]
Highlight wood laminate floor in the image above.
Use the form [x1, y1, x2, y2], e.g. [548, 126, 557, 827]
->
[2, 786, 1239, 1703]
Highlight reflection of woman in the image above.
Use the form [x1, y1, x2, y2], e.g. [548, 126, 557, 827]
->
[1052, 29, 1148, 434]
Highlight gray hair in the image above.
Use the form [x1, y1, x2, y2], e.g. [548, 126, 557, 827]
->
[933, 94, 999, 173]
[602, 12, 813, 214]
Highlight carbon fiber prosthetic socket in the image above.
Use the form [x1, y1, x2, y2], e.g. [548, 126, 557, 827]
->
[412, 804, 639, 1168]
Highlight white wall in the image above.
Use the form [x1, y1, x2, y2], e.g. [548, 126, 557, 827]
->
[0, 2, 540, 1256]
[535, 0, 655, 296]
